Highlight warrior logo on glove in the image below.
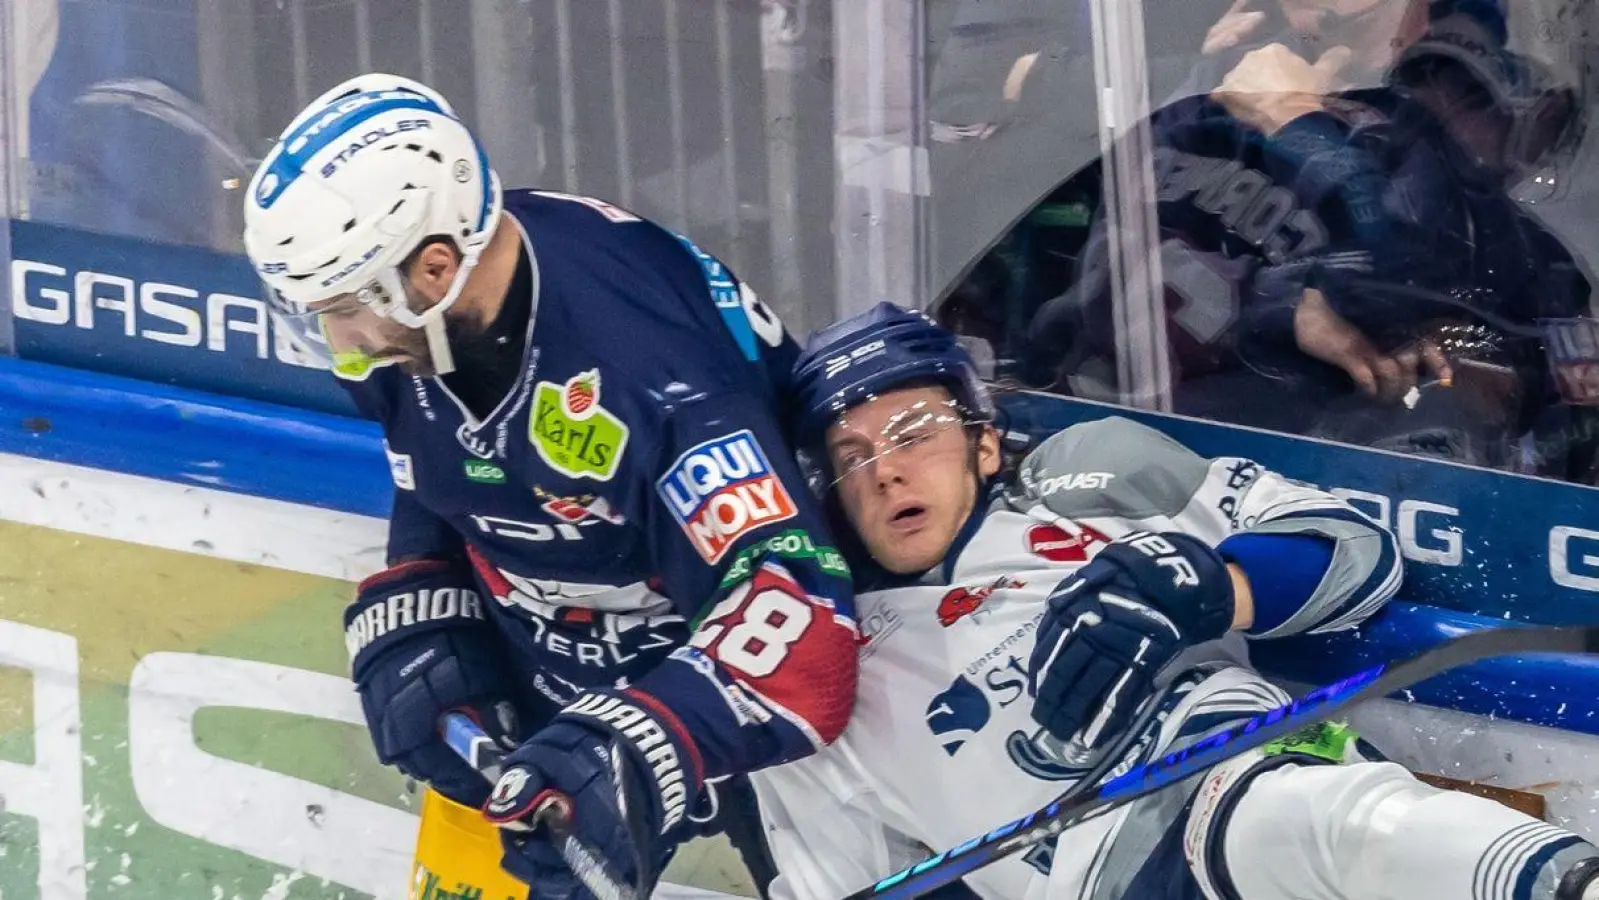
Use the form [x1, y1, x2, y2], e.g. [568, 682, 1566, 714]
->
[485, 768, 536, 825]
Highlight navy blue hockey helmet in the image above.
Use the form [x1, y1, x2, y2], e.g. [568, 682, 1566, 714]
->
[792, 302, 994, 456]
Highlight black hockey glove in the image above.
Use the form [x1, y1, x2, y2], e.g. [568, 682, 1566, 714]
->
[1028, 531, 1234, 746]
[346, 559, 524, 807]
[484, 689, 703, 900]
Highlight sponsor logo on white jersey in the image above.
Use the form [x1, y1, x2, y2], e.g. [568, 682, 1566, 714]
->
[1034, 471, 1114, 495]
[857, 605, 904, 659]
[936, 576, 1025, 627]
[1025, 522, 1109, 563]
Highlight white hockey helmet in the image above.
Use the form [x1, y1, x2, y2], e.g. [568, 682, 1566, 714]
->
[243, 73, 504, 376]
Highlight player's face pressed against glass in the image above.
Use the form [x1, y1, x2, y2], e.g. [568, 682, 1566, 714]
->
[826, 385, 1001, 574]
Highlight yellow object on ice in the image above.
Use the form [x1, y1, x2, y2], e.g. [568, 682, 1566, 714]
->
[411, 787, 530, 900]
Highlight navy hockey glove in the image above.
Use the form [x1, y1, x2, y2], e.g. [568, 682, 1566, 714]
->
[346, 559, 523, 808]
[1028, 531, 1234, 746]
[484, 690, 703, 900]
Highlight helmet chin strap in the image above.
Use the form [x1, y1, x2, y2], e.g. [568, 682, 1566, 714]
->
[386, 259, 472, 376]
[389, 213, 503, 377]
[423, 313, 456, 376]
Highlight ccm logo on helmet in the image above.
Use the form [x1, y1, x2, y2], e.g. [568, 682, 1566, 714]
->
[823, 339, 887, 378]
[657, 430, 798, 564]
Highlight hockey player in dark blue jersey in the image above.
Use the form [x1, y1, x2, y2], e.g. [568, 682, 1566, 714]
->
[241, 74, 859, 897]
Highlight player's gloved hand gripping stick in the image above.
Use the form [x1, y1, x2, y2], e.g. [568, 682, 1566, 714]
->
[843, 624, 1599, 900]
[441, 712, 646, 900]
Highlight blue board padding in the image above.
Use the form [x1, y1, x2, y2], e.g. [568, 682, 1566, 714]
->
[1255, 602, 1599, 733]
[0, 355, 390, 517]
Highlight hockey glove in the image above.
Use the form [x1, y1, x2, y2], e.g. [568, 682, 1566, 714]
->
[1028, 531, 1234, 746]
[346, 559, 523, 807]
[484, 689, 703, 900]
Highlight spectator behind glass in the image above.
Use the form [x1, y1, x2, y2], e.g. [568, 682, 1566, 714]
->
[934, 0, 1436, 389]
[1294, 13, 1593, 476]
[1018, 8, 1594, 479]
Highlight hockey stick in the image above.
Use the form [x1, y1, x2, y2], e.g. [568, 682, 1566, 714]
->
[440, 712, 642, 900]
[843, 622, 1599, 900]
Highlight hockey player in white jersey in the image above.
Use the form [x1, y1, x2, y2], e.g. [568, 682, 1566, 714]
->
[751, 302, 1599, 900]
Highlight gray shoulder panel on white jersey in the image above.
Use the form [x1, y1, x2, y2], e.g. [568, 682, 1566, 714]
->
[1010, 416, 1211, 523]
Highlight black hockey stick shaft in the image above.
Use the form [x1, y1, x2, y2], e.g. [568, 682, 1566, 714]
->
[846, 623, 1599, 900]
[441, 712, 642, 900]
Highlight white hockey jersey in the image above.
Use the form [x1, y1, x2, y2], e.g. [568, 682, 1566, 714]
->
[752, 417, 1599, 900]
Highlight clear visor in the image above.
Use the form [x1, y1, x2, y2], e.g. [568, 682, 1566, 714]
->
[263, 286, 338, 370]
[263, 271, 416, 380]
[822, 397, 986, 490]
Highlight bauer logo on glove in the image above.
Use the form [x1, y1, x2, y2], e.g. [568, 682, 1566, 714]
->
[1122, 532, 1203, 589]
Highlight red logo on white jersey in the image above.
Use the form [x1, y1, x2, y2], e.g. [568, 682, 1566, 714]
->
[936, 576, 1025, 627]
[1026, 522, 1110, 563]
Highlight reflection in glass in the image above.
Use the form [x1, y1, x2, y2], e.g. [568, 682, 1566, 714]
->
[932, 0, 1599, 484]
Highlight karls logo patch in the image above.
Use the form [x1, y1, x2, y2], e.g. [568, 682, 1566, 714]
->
[529, 370, 628, 481]
[657, 430, 798, 564]
[1026, 522, 1110, 563]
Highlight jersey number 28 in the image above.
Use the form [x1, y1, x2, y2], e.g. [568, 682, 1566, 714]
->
[689, 579, 814, 678]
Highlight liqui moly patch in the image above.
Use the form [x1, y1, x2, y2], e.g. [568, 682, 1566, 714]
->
[1544, 317, 1599, 405]
[657, 430, 798, 563]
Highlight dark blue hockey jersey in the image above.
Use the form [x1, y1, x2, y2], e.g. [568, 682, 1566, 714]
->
[340, 190, 859, 780]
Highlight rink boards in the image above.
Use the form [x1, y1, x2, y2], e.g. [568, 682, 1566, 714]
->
[6, 354, 1599, 900]
[0, 366, 754, 900]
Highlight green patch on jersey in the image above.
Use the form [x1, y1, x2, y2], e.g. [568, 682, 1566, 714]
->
[1262, 721, 1358, 763]
[717, 529, 851, 590]
[463, 460, 507, 484]
[530, 369, 629, 481]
